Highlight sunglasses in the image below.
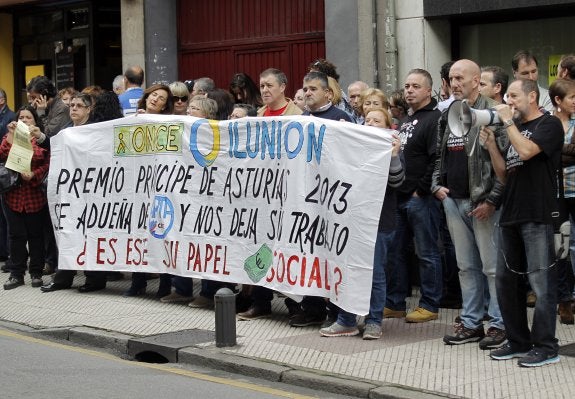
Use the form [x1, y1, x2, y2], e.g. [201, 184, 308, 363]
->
[174, 96, 189, 102]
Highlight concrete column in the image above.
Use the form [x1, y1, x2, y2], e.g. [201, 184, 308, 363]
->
[395, 0, 451, 95]
[325, 0, 397, 92]
[324, 0, 361, 90]
[121, 0, 146, 79]
[143, 0, 178, 85]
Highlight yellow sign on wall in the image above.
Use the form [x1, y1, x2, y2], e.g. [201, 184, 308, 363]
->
[549, 54, 563, 86]
[25, 65, 46, 85]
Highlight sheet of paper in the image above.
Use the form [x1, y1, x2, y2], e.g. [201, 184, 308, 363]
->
[6, 120, 33, 173]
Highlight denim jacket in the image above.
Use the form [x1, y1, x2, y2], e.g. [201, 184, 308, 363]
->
[431, 94, 509, 207]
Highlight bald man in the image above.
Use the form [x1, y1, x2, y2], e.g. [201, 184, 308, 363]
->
[119, 65, 145, 115]
[347, 81, 369, 123]
[432, 59, 509, 350]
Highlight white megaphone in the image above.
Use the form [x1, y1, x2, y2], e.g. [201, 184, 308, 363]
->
[447, 99, 501, 137]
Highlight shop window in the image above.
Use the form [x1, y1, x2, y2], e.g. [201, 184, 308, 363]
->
[17, 11, 63, 36]
[68, 8, 89, 30]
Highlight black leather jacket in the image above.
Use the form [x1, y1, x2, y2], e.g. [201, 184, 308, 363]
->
[431, 94, 509, 207]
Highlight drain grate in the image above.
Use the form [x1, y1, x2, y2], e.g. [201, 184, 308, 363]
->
[128, 328, 215, 363]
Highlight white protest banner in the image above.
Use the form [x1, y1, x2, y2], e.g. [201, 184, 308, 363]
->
[48, 114, 392, 314]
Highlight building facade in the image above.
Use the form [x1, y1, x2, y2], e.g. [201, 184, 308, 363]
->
[0, 0, 573, 109]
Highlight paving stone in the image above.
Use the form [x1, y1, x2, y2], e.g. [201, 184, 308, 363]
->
[69, 326, 132, 355]
[178, 347, 290, 382]
[281, 369, 377, 398]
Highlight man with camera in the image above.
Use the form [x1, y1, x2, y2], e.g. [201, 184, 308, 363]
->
[489, 78, 563, 367]
[432, 59, 508, 350]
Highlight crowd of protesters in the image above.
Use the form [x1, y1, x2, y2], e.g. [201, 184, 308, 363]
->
[0, 51, 574, 369]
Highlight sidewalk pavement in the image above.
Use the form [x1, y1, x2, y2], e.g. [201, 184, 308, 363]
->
[0, 273, 574, 399]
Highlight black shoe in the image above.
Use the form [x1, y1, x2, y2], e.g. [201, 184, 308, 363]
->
[106, 272, 124, 281]
[30, 275, 43, 288]
[4, 276, 24, 290]
[123, 286, 146, 297]
[78, 284, 106, 293]
[517, 349, 560, 367]
[490, 343, 531, 361]
[40, 282, 72, 292]
[1, 264, 9, 273]
[284, 297, 302, 319]
[156, 288, 172, 299]
[443, 325, 485, 345]
[478, 327, 507, 350]
[289, 311, 326, 327]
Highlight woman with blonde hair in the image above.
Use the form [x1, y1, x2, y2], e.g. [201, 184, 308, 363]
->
[187, 95, 218, 119]
[359, 88, 390, 121]
[169, 81, 190, 116]
[327, 76, 342, 107]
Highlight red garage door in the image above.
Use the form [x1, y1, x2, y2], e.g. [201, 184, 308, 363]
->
[178, 0, 325, 98]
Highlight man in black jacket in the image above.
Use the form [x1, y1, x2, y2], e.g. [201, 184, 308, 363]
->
[385, 68, 443, 323]
[432, 59, 508, 350]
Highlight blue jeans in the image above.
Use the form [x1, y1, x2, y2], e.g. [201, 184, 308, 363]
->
[386, 195, 442, 313]
[496, 223, 559, 355]
[339, 230, 395, 327]
[442, 197, 503, 330]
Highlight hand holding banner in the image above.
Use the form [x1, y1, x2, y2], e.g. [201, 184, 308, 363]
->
[48, 114, 393, 314]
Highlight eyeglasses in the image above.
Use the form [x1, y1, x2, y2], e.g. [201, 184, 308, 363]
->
[70, 103, 88, 109]
[174, 96, 189, 102]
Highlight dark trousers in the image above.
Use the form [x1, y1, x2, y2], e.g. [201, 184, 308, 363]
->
[251, 286, 274, 310]
[173, 275, 194, 296]
[0, 197, 10, 261]
[3, 204, 46, 278]
[200, 279, 235, 299]
[52, 269, 107, 287]
[130, 272, 172, 296]
[44, 208, 58, 268]
[496, 223, 559, 355]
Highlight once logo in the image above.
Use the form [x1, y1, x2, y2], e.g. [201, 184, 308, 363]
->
[148, 195, 175, 239]
[189, 118, 221, 167]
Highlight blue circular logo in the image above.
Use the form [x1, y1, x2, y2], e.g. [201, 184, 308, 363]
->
[148, 196, 175, 239]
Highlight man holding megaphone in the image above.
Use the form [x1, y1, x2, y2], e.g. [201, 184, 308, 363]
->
[489, 78, 564, 368]
[432, 59, 509, 350]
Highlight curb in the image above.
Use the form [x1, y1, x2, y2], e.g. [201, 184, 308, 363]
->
[3, 321, 460, 399]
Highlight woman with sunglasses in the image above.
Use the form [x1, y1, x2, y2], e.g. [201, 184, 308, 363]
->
[169, 81, 190, 116]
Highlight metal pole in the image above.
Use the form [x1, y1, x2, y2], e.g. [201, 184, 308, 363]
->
[214, 287, 236, 347]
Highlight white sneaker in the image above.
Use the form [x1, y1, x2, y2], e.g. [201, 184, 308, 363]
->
[319, 322, 359, 337]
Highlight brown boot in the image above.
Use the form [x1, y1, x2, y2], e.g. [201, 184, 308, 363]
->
[558, 301, 574, 325]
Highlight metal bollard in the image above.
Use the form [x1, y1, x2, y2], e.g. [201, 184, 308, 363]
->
[214, 287, 236, 347]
